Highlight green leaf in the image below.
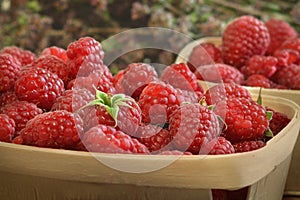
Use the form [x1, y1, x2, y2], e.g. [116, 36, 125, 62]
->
[266, 110, 273, 121]
[265, 127, 274, 138]
[257, 87, 263, 105]
[106, 106, 119, 127]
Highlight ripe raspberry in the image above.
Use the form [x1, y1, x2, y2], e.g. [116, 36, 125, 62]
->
[245, 74, 287, 89]
[274, 49, 299, 68]
[0, 114, 15, 142]
[233, 140, 266, 153]
[66, 36, 105, 80]
[188, 42, 223, 72]
[113, 69, 125, 87]
[267, 108, 290, 136]
[160, 63, 204, 97]
[265, 19, 297, 55]
[169, 103, 220, 154]
[115, 63, 158, 100]
[14, 67, 65, 110]
[19, 110, 83, 149]
[0, 53, 21, 93]
[0, 46, 36, 66]
[88, 69, 115, 94]
[214, 98, 269, 143]
[1, 101, 43, 132]
[222, 15, 270, 68]
[204, 83, 251, 105]
[272, 64, 300, 89]
[41, 46, 67, 62]
[203, 137, 235, 155]
[240, 55, 278, 78]
[194, 63, 245, 85]
[81, 124, 148, 154]
[275, 37, 300, 64]
[138, 81, 181, 125]
[158, 150, 193, 155]
[134, 124, 171, 152]
[0, 91, 18, 107]
[175, 88, 200, 104]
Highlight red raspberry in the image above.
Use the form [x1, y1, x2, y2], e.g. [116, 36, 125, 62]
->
[240, 55, 278, 78]
[194, 63, 244, 85]
[115, 63, 158, 100]
[134, 124, 171, 152]
[88, 69, 115, 94]
[204, 83, 251, 105]
[265, 18, 297, 55]
[245, 74, 287, 89]
[0, 53, 21, 93]
[222, 15, 270, 68]
[160, 63, 204, 97]
[214, 98, 269, 143]
[267, 108, 290, 136]
[233, 140, 266, 153]
[1, 101, 43, 132]
[203, 137, 235, 155]
[41, 46, 67, 62]
[188, 42, 223, 72]
[275, 37, 300, 64]
[66, 36, 105, 80]
[0, 46, 36, 66]
[138, 81, 181, 125]
[14, 67, 65, 110]
[113, 69, 125, 87]
[19, 110, 84, 149]
[274, 49, 299, 68]
[272, 64, 300, 89]
[175, 88, 200, 104]
[0, 113, 15, 142]
[29, 55, 69, 86]
[169, 103, 220, 154]
[0, 91, 18, 107]
[81, 124, 149, 154]
[158, 150, 193, 155]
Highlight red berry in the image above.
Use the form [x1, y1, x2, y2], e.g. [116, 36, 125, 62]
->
[158, 150, 193, 155]
[245, 74, 287, 89]
[275, 37, 300, 64]
[0, 46, 36, 66]
[233, 140, 266, 153]
[19, 110, 84, 149]
[0, 91, 18, 107]
[203, 137, 235, 155]
[274, 49, 299, 68]
[175, 88, 201, 104]
[169, 103, 220, 154]
[272, 64, 300, 89]
[267, 108, 291, 136]
[14, 67, 65, 110]
[41, 46, 67, 62]
[0, 113, 15, 142]
[222, 15, 270, 68]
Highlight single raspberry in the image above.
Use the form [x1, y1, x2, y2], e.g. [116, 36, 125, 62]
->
[29, 55, 69, 86]
[265, 18, 297, 55]
[222, 15, 270, 68]
[41, 46, 67, 62]
[175, 88, 200, 104]
[66, 36, 105, 80]
[81, 124, 149, 154]
[14, 67, 65, 110]
[113, 69, 125, 87]
[272, 64, 300, 89]
[134, 124, 171, 152]
[160, 63, 204, 97]
[0, 91, 18, 107]
[214, 98, 269, 143]
[115, 63, 158, 100]
[204, 83, 252, 105]
[275, 37, 300, 64]
[267, 108, 290, 136]
[233, 140, 266, 153]
[19, 110, 84, 150]
[194, 63, 245, 85]
[138, 81, 181, 125]
[0, 46, 36, 66]
[158, 150, 193, 155]
[274, 49, 299, 68]
[245, 74, 287, 89]
[188, 42, 223, 72]
[203, 137, 235, 155]
[169, 103, 220, 154]
[240, 55, 278, 78]
[0, 53, 21, 93]
[1, 101, 43, 132]
[0, 113, 15, 142]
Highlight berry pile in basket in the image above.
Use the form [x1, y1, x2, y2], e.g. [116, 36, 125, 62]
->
[188, 15, 300, 90]
[0, 35, 291, 157]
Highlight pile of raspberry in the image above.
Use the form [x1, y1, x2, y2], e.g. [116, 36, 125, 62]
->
[188, 15, 300, 90]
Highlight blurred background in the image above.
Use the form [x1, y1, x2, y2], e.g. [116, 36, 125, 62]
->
[1, 0, 299, 71]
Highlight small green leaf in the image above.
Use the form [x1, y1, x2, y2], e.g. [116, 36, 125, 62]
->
[265, 127, 274, 138]
[266, 110, 273, 121]
[257, 87, 263, 105]
[106, 106, 119, 127]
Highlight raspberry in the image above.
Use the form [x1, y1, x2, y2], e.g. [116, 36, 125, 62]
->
[214, 98, 269, 143]
[265, 18, 297, 55]
[275, 37, 300, 64]
[222, 15, 270, 68]
[0, 46, 36, 66]
[0, 91, 18, 107]
[41, 46, 67, 62]
[240, 55, 278, 78]
[138, 81, 181, 125]
[175, 88, 200, 104]
[274, 49, 299, 68]
[1, 101, 43, 132]
[113, 69, 125, 87]
[203, 137, 235, 155]
[272, 64, 300, 89]
[81, 124, 148, 154]
[204, 83, 251, 105]
[134, 124, 171, 152]
[0, 114, 15, 142]
[233, 140, 266, 153]
[19, 110, 84, 149]
[14, 67, 65, 110]
[115, 63, 158, 100]
[245, 74, 287, 89]
[169, 103, 220, 154]
[267, 108, 290, 136]
[0, 53, 21, 93]
[194, 63, 244, 85]
[188, 42, 223, 72]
